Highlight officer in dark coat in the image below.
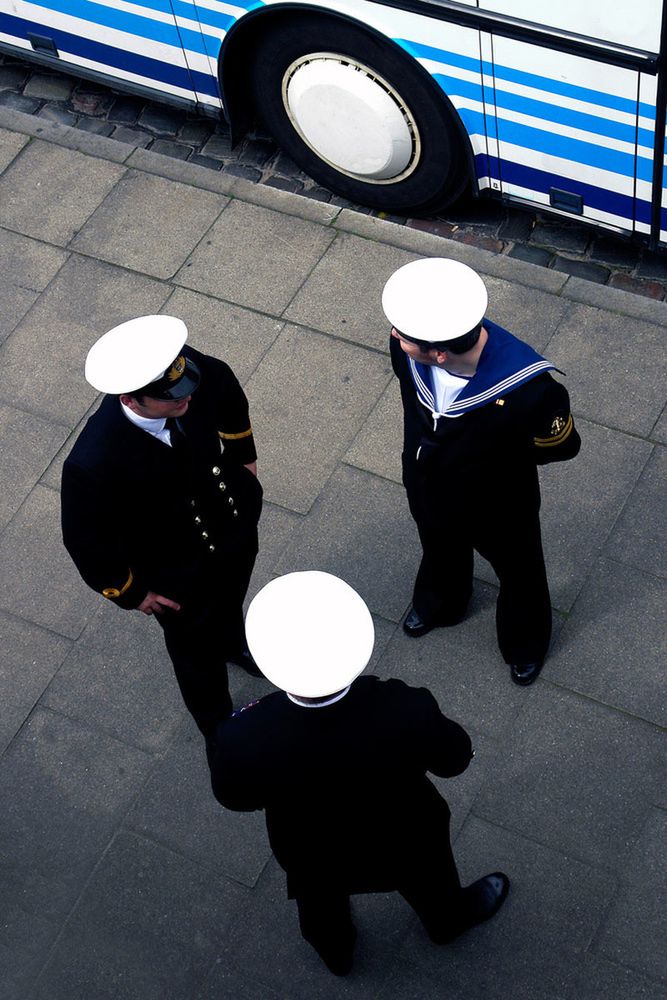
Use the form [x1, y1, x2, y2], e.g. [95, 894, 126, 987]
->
[209, 571, 509, 976]
[61, 315, 263, 740]
[383, 258, 581, 686]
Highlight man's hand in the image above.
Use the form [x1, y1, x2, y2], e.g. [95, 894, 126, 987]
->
[137, 592, 181, 616]
[244, 461, 257, 476]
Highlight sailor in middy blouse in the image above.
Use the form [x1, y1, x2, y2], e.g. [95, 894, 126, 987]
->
[383, 258, 580, 686]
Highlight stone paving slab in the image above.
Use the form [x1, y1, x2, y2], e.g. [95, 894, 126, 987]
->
[30, 831, 249, 1000]
[0, 485, 98, 639]
[0, 710, 153, 998]
[126, 722, 272, 888]
[0, 139, 125, 246]
[0, 401, 69, 531]
[484, 275, 573, 352]
[473, 687, 664, 869]
[245, 325, 393, 512]
[0, 255, 169, 425]
[605, 445, 667, 579]
[0, 116, 663, 1000]
[548, 558, 667, 729]
[0, 124, 28, 171]
[0, 228, 68, 344]
[220, 855, 411, 999]
[71, 170, 228, 279]
[651, 405, 667, 444]
[0, 281, 37, 346]
[284, 232, 415, 351]
[0, 611, 71, 754]
[343, 377, 403, 483]
[547, 304, 667, 436]
[594, 808, 667, 982]
[41, 604, 186, 753]
[161, 287, 284, 385]
[399, 814, 616, 993]
[174, 199, 336, 314]
[375, 582, 534, 738]
[274, 464, 420, 620]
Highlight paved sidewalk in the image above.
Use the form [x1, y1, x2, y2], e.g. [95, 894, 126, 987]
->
[3, 54, 667, 301]
[0, 105, 665, 1000]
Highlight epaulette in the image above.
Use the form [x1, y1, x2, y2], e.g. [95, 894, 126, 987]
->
[231, 699, 260, 718]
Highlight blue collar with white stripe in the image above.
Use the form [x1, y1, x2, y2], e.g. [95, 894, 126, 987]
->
[408, 319, 555, 418]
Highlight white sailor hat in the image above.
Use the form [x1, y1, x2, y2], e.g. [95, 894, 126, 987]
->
[246, 571, 375, 697]
[84, 315, 200, 399]
[382, 258, 488, 344]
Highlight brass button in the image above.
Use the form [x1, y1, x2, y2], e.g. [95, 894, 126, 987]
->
[218, 482, 226, 492]
[194, 516, 201, 524]
[190, 500, 196, 507]
[232, 510, 238, 518]
[201, 531, 208, 540]
[209, 544, 215, 552]
[228, 497, 234, 506]
[212, 466, 220, 476]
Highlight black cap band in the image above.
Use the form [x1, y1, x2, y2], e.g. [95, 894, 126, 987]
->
[134, 354, 201, 400]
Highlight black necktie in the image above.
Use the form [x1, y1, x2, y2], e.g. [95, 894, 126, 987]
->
[166, 417, 187, 451]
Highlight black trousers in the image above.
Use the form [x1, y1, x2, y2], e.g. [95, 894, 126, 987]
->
[295, 827, 465, 961]
[409, 490, 552, 666]
[155, 539, 257, 738]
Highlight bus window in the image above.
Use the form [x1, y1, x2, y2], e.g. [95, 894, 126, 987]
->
[483, 0, 663, 53]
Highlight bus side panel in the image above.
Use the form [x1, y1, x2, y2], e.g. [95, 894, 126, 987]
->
[0, 0, 210, 104]
[637, 75, 658, 239]
[197, 0, 489, 189]
[489, 38, 647, 236]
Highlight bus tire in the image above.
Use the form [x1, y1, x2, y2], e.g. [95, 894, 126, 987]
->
[248, 17, 469, 215]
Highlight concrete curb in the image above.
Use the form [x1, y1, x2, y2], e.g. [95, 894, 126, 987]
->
[2, 103, 667, 326]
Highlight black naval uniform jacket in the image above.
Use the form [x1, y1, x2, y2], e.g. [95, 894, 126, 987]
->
[210, 676, 473, 898]
[61, 346, 263, 612]
[390, 328, 581, 530]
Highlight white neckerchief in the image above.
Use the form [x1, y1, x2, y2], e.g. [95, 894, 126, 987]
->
[430, 366, 469, 416]
[121, 402, 172, 446]
[287, 686, 351, 708]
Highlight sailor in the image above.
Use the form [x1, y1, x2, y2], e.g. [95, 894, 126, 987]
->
[383, 258, 580, 685]
[208, 571, 509, 976]
[61, 315, 263, 743]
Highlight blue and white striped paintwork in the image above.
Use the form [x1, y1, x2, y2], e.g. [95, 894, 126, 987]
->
[1, 0, 664, 239]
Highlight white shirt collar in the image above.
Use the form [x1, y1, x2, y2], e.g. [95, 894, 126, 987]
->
[287, 686, 351, 708]
[121, 401, 167, 435]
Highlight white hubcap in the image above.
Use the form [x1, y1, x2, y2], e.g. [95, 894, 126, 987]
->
[282, 54, 420, 183]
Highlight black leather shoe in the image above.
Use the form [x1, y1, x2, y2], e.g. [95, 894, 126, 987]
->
[510, 660, 543, 686]
[403, 605, 466, 638]
[464, 872, 510, 925]
[430, 872, 509, 944]
[227, 648, 263, 678]
[403, 606, 434, 637]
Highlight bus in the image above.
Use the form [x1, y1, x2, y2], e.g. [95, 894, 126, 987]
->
[1, 1, 665, 246]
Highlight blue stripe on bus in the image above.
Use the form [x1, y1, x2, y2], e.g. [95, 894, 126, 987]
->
[436, 87, 652, 182]
[399, 37, 655, 119]
[433, 70, 654, 149]
[0, 10, 220, 97]
[28, 0, 211, 55]
[476, 154, 650, 225]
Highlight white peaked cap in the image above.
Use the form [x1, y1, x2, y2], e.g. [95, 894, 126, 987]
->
[246, 572, 375, 697]
[85, 315, 188, 393]
[382, 257, 488, 343]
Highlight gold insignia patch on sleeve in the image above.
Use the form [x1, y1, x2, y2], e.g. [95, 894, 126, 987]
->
[550, 415, 566, 436]
[534, 414, 573, 447]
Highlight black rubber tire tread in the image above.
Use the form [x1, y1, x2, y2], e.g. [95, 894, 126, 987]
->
[249, 15, 469, 215]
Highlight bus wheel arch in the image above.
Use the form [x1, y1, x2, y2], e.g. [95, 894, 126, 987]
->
[219, 8, 474, 215]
